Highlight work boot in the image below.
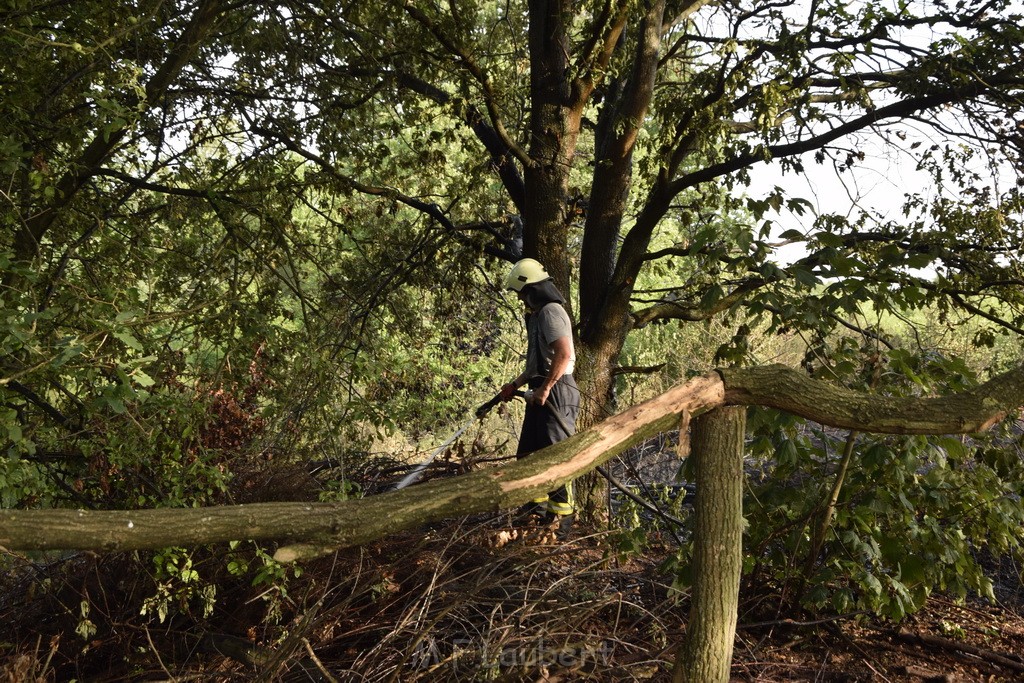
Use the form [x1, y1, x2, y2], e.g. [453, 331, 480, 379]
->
[547, 512, 574, 541]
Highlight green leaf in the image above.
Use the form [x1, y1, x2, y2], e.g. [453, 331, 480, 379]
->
[791, 265, 818, 287]
[113, 330, 143, 351]
[905, 253, 934, 269]
[132, 370, 156, 387]
[815, 232, 846, 248]
[699, 284, 724, 309]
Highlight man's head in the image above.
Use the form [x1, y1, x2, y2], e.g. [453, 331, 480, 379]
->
[504, 258, 565, 310]
[504, 258, 551, 292]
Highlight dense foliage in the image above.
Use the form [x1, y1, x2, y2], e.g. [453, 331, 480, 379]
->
[3, 1, 1024, 674]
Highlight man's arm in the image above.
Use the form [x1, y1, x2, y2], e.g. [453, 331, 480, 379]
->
[533, 335, 572, 406]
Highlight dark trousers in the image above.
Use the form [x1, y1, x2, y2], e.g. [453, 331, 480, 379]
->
[516, 375, 580, 512]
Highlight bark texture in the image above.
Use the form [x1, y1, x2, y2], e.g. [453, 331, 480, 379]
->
[722, 363, 1024, 434]
[673, 406, 746, 683]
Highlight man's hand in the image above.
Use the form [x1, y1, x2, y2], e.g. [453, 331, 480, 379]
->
[532, 385, 551, 406]
[499, 382, 518, 401]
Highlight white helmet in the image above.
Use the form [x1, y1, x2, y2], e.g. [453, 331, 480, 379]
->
[504, 258, 551, 291]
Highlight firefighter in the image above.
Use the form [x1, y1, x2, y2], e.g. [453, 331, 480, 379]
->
[499, 258, 579, 539]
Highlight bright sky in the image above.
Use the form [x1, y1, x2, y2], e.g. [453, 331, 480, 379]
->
[741, 112, 1013, 267]
[718, 0, 1022, 265]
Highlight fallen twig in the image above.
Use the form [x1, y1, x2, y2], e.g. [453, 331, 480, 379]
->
[737, 611, 869, 630]
[894, 628, 1024, 674]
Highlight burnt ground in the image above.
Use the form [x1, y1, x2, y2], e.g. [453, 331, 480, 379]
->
[2, 515, 1022, 682]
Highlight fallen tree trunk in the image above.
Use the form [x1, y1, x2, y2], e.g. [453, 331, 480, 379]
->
[721, 363, 1024, 434]
[0, 372, 726, 560]
[894, 629, 1024, 674]
[2, 362, 1023, 558]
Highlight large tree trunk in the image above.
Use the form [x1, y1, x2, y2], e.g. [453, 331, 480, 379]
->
[571, 335, 628, 522]
[523, 0, 584, 305]
[522, 0, 601, 520]
[576, 0, 667, 428]
[673, 406, 746, 683]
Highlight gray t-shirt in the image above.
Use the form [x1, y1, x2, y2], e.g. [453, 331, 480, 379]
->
[525, 302, 576, 379]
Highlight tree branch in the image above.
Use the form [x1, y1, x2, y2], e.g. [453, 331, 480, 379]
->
[722, 362, 1024, 434]
[392, 70, 527, 213]
[945, 291, 1024, 337]
[92, 168, 254, 205]
[251, 125, 461, 234]
[5, 380, 78, 431]
[664, 0, 718, 33]
[402, 3, 532, 170]
[13, 0, 229, 260]
[631, 279, 767, 328]
[669, 86, 985, 196]
[576, 0, 631, 90]
[613, 363, 668, 376]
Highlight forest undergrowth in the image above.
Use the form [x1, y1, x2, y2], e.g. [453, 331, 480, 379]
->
[2, 507, 1023, 682]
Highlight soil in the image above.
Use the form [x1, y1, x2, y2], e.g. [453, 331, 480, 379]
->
[2, 515, 1021, 682]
